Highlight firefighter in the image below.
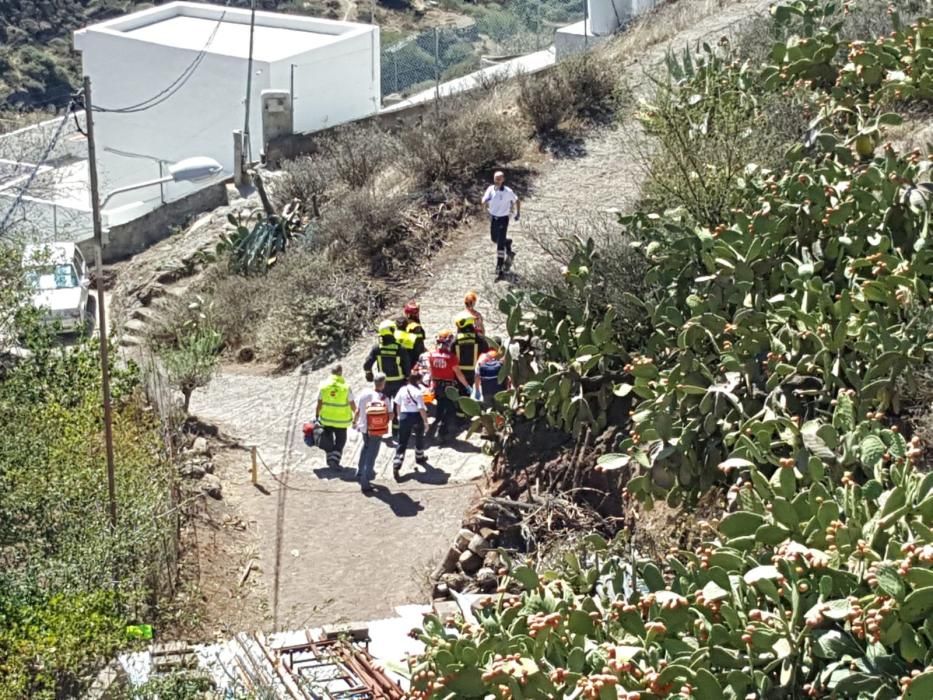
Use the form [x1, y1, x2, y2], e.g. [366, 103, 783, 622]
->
[454, 311, 488, 396]
[397, 301, 427, 359]
[363, 319, 410, 435]
[427, 330, 471, 441]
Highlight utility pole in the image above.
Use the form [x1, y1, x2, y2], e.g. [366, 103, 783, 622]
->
[243, 0, 257, 165]
[83, 76, 118, 530]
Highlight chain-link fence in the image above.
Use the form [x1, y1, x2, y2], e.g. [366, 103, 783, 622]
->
[381, 0, 586, 99]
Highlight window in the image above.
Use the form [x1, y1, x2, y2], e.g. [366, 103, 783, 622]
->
[25, 264, 79, 291]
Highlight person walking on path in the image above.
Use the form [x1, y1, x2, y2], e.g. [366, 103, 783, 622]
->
[481, 170, 521, 277]
[392, 371, 429, 480]
[354, 372, 392, 492]
[463, 291, 485, 336]
[314, 364, 357, 469]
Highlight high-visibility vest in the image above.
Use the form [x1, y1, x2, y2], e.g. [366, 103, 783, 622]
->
[395, 329, 417, 350]
[319, 375, 352, 428]
[376, 342, 404, 381]
[407, 321, 426, 347]
[456, 331, 478, 371]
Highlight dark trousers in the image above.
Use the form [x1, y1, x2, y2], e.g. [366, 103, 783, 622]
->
[393, 413, 425, 469]
[386, 379, 404, 433]
[434, 381, 459, 439]
[490, 215, 512, 269]
[318, 426, 347, 468]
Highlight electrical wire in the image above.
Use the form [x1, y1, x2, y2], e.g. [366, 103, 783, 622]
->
[91, 11, 227, 114]
[0, 101, 75, 236]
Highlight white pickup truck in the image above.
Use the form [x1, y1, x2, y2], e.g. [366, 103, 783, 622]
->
[22, 242, 91, 333]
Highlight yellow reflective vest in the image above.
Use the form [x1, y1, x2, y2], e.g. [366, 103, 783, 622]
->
[319, 375, 353, 428]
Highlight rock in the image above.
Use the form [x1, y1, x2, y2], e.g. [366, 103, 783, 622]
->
[478, 527, 500, 542]
[237, 347, 255, 363]
[191, 436, 210, 456]
[200, 474, 222, 499]
[432, 581, 450, 598]
[203, 460, 215, 474]
[468, 533, 490, 556]
[455, 528, 474, 550]
[180, 461, 206, 480]
[464, 514, 497, 530]
[458, 549, 483, 576]
[439, 572, 469, 592]
[475, 567, 497, 591]
[483, 550, 501, 570]
[432, 600, 460, 623]
[432, 546, 463, 580]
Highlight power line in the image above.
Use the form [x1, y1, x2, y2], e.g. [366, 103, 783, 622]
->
[0, 102, 75, 237]
[92, 11, 227, 114]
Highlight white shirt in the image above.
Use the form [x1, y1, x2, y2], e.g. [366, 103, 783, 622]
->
[355, 387, 393, 432]
[483, 185, 518, 217]
[395, 383, 426, 414]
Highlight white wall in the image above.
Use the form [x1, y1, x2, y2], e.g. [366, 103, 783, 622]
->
[587, 0, 663, 36]
[76, 30, 269, 210]
[275, 27, 379, 135]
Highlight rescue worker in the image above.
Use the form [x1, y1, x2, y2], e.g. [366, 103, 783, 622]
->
[393, 370, 430, 479]
[463, 291, 485, 336]
[454, 310, 488, 396]
[475, 336, 507, 409]
[427, 330, 471, 441]
[313, 364, 357, 469]
[397, 301, 427, 359]
[363, 320, 410, 435]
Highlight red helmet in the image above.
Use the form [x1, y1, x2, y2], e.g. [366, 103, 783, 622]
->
[404, 301, 420, 319]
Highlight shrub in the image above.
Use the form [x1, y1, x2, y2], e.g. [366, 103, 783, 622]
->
[562, 52, 621, 119]
[316, 123, 400, 190]
[517, 70, 574, 135]
[254, 251, 386, 369]
[161, 324, 221, 413]
[203, 270, 270, 352]
[270, 155, 329, 214]
[315, 190, 416, 276]
[402, 96, 525, 187]
[409, 456, 933, 699]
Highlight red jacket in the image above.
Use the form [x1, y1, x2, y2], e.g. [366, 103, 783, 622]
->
[428, 349, 458, 382]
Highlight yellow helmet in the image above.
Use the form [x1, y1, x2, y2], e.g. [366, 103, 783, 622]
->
[378, 319, 397, 337]
[454, 311, 475, 330]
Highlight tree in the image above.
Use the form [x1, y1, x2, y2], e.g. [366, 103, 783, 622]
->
[162, 325, 221, 413]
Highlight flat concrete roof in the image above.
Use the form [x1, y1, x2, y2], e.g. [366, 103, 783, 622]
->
[75, 2, 373, 62]
[122, 15, 340, 62]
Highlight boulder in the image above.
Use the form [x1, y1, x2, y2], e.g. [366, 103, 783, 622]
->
[483, 550, 501, 570]
[200, 474, 222, 499]
[431, 546, 463, 581]
[180, 461, 206, 480]
[458, 549, 483, 576]
[439, 572, 470, 592]
[455, 528, 474, 550]
[468, 533, 490, 556]
[191, 436, 210, 456]
[475, 567, 497, 591]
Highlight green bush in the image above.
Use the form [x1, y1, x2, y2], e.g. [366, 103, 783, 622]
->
[0, 326, 174, 697]
[408, 454, 933, 699]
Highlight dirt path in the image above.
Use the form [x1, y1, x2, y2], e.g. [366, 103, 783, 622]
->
[188, 0, 773, 631]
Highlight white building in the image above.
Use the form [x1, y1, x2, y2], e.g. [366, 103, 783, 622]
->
[74, 1, 379, 218]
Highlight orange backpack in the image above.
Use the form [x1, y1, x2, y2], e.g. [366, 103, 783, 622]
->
[366, 396, 390, 437]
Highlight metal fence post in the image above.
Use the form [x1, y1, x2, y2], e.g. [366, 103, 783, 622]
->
[289, 64, 296, 134]
[584, 0, 589, 49]
[434, 27, 441, 117]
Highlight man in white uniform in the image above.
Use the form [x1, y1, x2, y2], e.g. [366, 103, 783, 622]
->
[481, 170, 521, 278]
